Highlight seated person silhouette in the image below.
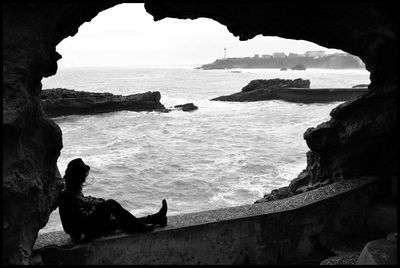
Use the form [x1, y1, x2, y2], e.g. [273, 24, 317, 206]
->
[59, 158, 167, 241]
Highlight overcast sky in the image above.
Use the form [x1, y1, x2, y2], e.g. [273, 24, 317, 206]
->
[57, 3, 344, 68]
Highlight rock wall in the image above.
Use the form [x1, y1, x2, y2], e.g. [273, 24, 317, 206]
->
[2, 3, 119, 264]
[2, 1, 397, 264]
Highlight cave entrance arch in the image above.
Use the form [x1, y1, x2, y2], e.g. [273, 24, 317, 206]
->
[39, 2, 369, 234]
[3, 1, 396, 265]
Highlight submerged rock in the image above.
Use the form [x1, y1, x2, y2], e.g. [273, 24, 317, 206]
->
[40, 88, 166, 117]
[174, 103, 198, 111]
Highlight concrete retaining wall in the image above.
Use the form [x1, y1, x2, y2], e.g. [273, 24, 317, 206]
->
[33, 177, 378, 265]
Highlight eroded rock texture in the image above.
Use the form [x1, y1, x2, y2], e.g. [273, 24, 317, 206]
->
[41, 88, 165, 117]
[2, 0, 397, 264]
[2, 2, 119, 264]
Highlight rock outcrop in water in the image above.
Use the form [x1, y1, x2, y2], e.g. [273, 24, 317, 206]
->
[41, 88, 166, 117]
[211, 87, 368, 103]
[211, 78, 367, 103]
[159, 103, 199, 113]
[241, 78, 310, 92]
[3, 1, 397, 264]
[174, 103, 198, 111]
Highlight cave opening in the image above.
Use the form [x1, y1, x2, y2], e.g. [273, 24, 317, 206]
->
[39, 3, 370, 234]
[3, 1, 397, 265]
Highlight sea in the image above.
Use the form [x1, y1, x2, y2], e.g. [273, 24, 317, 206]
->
[39, 66, 370, 233]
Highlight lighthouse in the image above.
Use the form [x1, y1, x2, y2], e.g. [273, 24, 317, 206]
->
[224, 47, 226, 59]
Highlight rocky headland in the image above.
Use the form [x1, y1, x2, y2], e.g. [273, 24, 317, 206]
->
[40, 88, 166, 117]
[211, 78, 368, 103]
[198, 54, 364, 70]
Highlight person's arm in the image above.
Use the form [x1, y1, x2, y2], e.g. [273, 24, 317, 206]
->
[59, 192, 92, 239]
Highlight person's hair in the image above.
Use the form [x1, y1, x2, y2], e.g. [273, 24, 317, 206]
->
[64, 169, 87, 191]
[64, 158, 90, 191]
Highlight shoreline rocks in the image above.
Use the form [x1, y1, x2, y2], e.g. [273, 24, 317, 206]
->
[41, 88, 166, 117]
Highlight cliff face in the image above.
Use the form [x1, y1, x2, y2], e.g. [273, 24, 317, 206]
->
[2, 1, 397, 264]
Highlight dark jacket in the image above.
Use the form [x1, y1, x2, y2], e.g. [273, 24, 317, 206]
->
[59, 188, 105, 240]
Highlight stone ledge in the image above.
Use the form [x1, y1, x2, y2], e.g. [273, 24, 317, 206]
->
[33, 176, 377, 264]
[34, 176, 375, 250]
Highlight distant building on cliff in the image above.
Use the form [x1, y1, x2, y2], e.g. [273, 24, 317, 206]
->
[261, 54, 272, 58]
[253, 54, 260, 58]
[305, 50, 325, 57]
[288, 53, 302, 58]
[273, 52, 286, 58]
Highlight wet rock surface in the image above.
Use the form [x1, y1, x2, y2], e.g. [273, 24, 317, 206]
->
[41, 88, 165, 117]
[254, 186, 294, 203]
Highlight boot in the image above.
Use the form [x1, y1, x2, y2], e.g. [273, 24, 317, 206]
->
[139, 199, 168, 227]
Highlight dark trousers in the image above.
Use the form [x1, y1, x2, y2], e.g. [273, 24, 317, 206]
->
[84, 199, 151, 239]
